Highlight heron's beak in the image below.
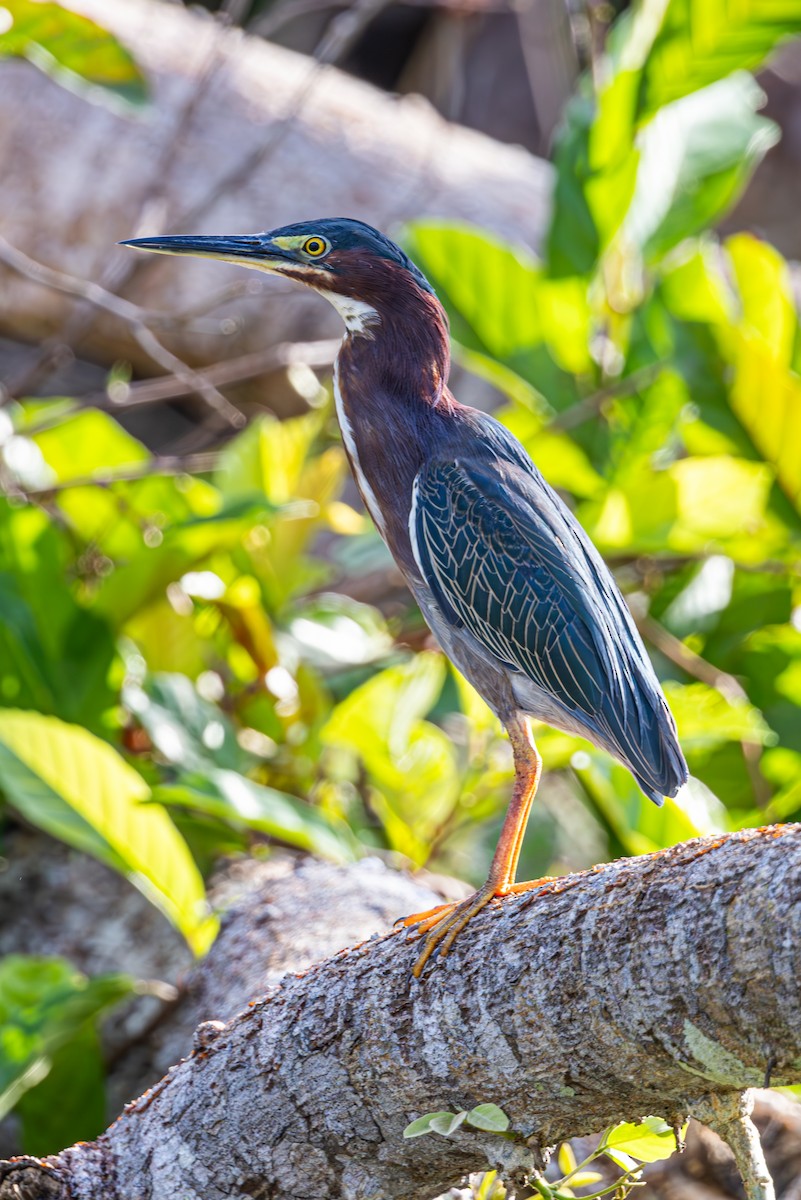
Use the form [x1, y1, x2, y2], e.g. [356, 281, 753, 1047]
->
[119, 233, 299, 274]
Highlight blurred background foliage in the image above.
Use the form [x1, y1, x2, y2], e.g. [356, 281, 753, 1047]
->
[1, 0, 801, 1159]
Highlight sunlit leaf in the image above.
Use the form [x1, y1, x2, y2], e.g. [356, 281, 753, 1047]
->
[33, 409, 149, 482]
[601, 1116, 684, 1163]
[0, 0, 149, 107]
[664, 681, 773, 750]
[620, 74, 778, 265]
[155, 769, 358, 863]
[639, 0, 801, 116]
[322, 654, 457, 863]
[429, 1110, 467, 1135]
[0, 710, 215, 953]
[726, 233, 801, 515]
[124, 673, 249, 774]
[557, 1142, 577, 1175]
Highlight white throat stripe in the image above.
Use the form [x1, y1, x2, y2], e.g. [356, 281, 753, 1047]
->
[333, 360, 387, 534]
[319, 291, 380, 334]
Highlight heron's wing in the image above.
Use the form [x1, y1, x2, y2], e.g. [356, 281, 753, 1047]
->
[411, 455, 620, 722]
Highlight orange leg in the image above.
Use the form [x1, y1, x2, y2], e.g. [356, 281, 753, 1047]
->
[403, 713, 549, 977]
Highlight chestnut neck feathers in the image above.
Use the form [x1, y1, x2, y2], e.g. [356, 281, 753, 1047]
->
[329, 255, 455, 572]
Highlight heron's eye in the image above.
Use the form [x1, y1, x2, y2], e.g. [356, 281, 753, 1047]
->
[303, 236, 329, 258]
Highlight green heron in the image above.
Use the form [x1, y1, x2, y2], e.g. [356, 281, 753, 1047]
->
[122, 219, 688, 975]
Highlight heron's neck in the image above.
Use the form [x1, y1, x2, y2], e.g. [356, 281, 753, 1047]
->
[331, 283, 451, 409]
[330, 283, 453, 573]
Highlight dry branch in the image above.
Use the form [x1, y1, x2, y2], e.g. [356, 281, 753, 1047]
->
[2, 826, 800, 1200]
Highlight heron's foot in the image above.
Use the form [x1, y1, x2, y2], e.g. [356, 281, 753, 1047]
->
[401, 874, 558, 978]
[403, 884, 498, 977]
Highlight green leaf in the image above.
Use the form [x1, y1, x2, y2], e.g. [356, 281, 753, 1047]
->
[601, 1116, 683, 1163]
[547, 0, 791, 282]
[322, 654, 457, 863]
[639, 0, 801, 117]
[124, 673, 251, 774]
[0, 710, 215, 954]
[585, 454, 774, 559]
[214, 412, 346, 609]
[0, 504, 117, 731]
[155, 769, 358, 863]
[33, 409, 149, 482]
[547, 0, 670, 277]
[575, 754, 727, 856]
[664, 681, 773, 751]
[429, 1110, 467, 1135]
[403, 1111, 458, 1138]
[404, 221, 590, 402]
[603, 1148, 639, 1172]
[16, 1023, 105, 1154]
[0, 0, 149, 107]
[0, 955, 133, 1129]
[215, 410, 322, 505]
[726, 233, 801, 515]
[547, 95, 602, 276]
[466, 1103, 510, 1132]
[620, 74, 778, 262]
[557, 1142, 577, 1175]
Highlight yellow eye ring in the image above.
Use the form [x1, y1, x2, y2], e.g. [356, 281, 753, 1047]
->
[303, 236, 328, 258]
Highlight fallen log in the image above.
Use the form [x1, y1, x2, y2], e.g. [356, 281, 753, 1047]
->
[0, 0, 551, 380]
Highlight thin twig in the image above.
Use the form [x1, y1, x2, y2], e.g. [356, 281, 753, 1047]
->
[5, 453, 222, 499]
[549, 363, 665, 431]
[637, 613, 771, 809]
[0, 237, 245, 429]
[636, 614, 746, 704]
[105, 338, 340, 409]
[19, 339, 341, 437]
[5, 16, 226, 401]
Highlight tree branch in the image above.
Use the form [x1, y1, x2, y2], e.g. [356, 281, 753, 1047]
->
[2, 826, 799, 1200]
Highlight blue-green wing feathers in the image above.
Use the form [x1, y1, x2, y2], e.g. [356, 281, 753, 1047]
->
[412, 450, 687, 803]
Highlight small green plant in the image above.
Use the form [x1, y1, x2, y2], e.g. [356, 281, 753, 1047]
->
[532, 1117, 684, 1200]
[404, 1102, 511, 1139]
[404, 1108, 684, 1200]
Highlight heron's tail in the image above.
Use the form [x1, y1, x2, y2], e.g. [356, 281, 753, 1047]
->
[616, 691, 688, 807]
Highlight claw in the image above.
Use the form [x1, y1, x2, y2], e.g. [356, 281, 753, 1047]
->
[408, 884, 499, 977]
[402, 874, 557, 977]
[395, 901, 453, 929]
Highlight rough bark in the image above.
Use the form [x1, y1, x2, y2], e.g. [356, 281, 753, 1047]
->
[0, 831, 449, 1155]
[0, 0, 551, 378]
[2, 825, 800, 1200]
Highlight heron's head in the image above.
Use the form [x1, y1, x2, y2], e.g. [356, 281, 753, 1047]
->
[121, 218, 437, 335]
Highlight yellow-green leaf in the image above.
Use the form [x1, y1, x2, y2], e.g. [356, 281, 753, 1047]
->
[557, 1142, 577, 1175]
[0, 710, 215, 954]
[0, 0, 148, 107]
[602, 1116, 683, 1163]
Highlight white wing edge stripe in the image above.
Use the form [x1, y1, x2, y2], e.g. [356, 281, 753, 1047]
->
[409, 473, 425, 575]
[333, 359, 387, 535]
